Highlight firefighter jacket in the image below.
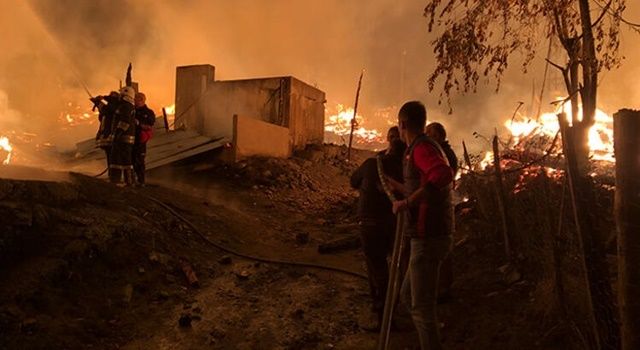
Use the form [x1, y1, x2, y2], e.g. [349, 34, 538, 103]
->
[95, 94, 120, 147]
[111, 101, 136, 145]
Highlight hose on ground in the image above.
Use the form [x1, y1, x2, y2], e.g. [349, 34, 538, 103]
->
[146, 195, 368, 280]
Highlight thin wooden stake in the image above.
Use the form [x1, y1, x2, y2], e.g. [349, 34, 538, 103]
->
[492, 133, 512, 258]
[347, 70, 364, 162]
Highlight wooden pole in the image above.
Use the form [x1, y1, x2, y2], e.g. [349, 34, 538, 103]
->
[558, 113, 619, 350]
[462, 141, 488, 221]
[376, 155, 406, 350]
[347, 70, 364, 162]
[614, 109, 640, 350]
[162, 107, 170, 132]
[492, 134, 512, 258]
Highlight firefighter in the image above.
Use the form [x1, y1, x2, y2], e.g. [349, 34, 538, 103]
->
[390, 101, 454, 350]
[109, 86, 136, 186]
[91, 91, 120, 169]
[133, 92, 155, 186]
[351, 137, 406, 331]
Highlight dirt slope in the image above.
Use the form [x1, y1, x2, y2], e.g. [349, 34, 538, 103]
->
[0, 145, 580, 349]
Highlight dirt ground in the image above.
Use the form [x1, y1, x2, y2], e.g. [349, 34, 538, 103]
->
[0, 145, 580, 349]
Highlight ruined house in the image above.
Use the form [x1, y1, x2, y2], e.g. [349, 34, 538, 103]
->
[174, 64, 326, 160]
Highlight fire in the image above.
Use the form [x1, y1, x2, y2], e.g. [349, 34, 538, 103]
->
[505, 100, 614, 162]
[0, 136, 13, 165]
[60, 101, 98, 127]
[479, 151, 494, 170]
[324, 104, 384, 145]
[164, 104, 175, 115]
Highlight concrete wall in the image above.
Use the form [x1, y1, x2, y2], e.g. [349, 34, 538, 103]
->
[174, 66, 325, 152]
[201, 77, 287, 140]
[175, 64, 215, 131]
[232, 114, 291, 161]
[289, 77, 325, 148]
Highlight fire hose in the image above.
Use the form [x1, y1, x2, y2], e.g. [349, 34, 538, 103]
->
[375, 155, 406, 350]
[145, 195, 369, 280]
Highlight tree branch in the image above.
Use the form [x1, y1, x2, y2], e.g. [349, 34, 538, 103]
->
[545, 58, 567, 73]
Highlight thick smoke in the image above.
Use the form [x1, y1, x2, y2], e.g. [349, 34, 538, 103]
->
[1, 0, 639, 154]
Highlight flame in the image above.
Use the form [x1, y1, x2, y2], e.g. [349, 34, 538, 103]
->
[61, 101, 98, 127]
[164, 104, 175, 115]
[324, 104, 384, 145]
[505, 100, 614, 162]
[479, 151, 494, 170]
[0, 136, 13, 165]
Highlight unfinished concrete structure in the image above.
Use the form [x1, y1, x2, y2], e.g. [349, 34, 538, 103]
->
[174, 64, 325, 159]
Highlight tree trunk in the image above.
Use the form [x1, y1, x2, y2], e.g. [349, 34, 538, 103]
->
[559, 114, 620, 350]
[577, 0, 599, 173]
[614, 109, 640, 350]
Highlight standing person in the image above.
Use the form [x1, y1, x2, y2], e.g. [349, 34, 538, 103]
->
[109, 86, 136, 186]
[378, 126, 401, 156]
[390, 101, 454, 350]
[426, 122, 458, 176]
[133, 92, 155, 186]
[426, 122, 458, 302]
[351, 138, 406, 331]
[91, 91, 120, 170]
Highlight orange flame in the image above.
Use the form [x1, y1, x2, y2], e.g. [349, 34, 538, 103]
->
[0, 136, 12, 165]
[505, 100, 614, 162]
[324, 104, 384, 143]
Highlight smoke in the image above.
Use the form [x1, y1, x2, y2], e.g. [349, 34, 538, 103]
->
[1, 0, 639, 156]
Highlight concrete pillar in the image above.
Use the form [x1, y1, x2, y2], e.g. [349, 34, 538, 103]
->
[174, 64, 215, 132]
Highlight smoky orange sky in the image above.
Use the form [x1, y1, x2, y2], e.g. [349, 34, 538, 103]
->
[1, 0, 639, 152]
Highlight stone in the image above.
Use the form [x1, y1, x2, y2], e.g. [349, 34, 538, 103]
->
[178, 314, 192, 328]
[295, 232, 310, 245]
[218, 255, 232, 265]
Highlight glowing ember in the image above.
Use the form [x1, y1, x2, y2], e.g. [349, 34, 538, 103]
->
[505, 100, 614, 162]
[0, 136, 13, 165]
[324, 104, 384, 144]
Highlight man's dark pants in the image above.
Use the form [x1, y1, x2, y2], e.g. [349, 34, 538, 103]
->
[359, 218, 395, 317]
[132, 143, 147, 184]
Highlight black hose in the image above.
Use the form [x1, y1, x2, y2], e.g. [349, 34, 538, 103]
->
[146, 196, 368, 280]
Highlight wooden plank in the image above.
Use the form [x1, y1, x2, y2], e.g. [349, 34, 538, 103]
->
[73, 131, 225, 167]
[146, 136, 219, 162]
[146, 138, 228, 169]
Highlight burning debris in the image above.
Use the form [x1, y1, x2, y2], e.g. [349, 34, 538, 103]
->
[0, 135, 12, 164]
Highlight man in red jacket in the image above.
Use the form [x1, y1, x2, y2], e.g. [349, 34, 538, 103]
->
[391, 101, 453, 350]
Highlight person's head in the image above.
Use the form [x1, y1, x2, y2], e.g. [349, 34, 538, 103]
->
[119, 86, 135, 105]
[398, 101, 427, 142]
[134, 92, 146, 108]
[426, 122, 447, 143]
[386, 126, 400, 143]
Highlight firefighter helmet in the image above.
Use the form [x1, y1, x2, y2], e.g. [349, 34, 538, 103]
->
[119, 86, 135, 104]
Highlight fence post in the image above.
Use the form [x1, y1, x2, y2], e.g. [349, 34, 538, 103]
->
[614, 109, 640, 350]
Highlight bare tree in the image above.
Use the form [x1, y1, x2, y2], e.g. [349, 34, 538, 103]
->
[424, 0, 631, 169]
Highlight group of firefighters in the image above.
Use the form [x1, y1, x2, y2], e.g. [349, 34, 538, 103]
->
[91, 86, 155, 186]
[351, 101, 458, 350]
